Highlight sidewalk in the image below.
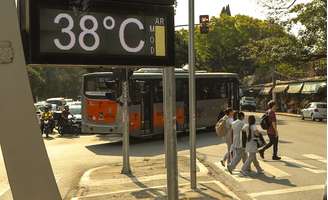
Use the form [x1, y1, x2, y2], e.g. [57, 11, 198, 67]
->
[252, 111, 301, 118]
[68, 155, 245, 200]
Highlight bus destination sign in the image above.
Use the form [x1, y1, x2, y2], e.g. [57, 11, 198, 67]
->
[22, 0, 174, 66]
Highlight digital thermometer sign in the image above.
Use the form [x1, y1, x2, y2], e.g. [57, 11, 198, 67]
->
[21, 0, 175, 66]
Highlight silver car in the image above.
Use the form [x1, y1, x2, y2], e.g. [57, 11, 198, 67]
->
[301, 102, 327, 121]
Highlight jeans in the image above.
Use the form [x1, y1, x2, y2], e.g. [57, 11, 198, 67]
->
[262, 135, 279, 157]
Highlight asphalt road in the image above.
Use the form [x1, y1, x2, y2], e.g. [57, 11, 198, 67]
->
[197, 112, 327, 200]
[0, 113, 326, 200]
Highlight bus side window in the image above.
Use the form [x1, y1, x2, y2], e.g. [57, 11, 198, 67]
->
[176, 79, 187, 101]
[130, 80, 142, 104]
[220, 83, 227, 98]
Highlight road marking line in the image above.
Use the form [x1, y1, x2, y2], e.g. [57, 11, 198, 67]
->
[212, 181, 241, 200]
[81, 172, 197, 186]
[303, 154, 327, 164]
[71, 180, 218, 200]
[249, 184, 324, 198]
[259, 161, 290, 178]
[214, 160, 290, 182]
[79, 158, 207, 186]
[282, 156, 326, 174]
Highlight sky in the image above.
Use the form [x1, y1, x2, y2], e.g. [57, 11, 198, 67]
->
[175, 0, 311, 26]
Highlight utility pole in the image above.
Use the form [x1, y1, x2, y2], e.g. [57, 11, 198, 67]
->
[121, 69, 131, 175]
[188, 0, 197, 190]
[163, 67, 178, 200]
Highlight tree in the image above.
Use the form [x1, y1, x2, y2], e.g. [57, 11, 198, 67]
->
[175, 29, 189, 67]
[257, 0, 298, 21]
[288, 0, 327, 60]
[220, 4, 231, 16]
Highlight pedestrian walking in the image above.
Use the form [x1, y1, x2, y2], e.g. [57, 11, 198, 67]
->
[219, 108, 234, 167]
[259, 100, 281, 160]
[241, 115, 264, 175]
[227, 112, 248, 173]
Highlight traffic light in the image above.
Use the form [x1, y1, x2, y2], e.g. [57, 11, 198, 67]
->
[199, 15, 209, 34]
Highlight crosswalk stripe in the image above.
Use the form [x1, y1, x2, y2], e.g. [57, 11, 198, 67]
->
[303, 154, 327, 164]
[249, 184, 324, 198]
[282, 156, 326, 174]
[214, 160, 290, 183]
[214, 162, 254, 182]
[259, 161, 289, 178]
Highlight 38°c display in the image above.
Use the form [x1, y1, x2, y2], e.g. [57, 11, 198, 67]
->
[20, 0, 175, 67]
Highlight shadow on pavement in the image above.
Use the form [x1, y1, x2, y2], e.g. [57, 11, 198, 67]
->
[85, 131, 224, 157]
[43, 136, 55, 140]
[246, 173, 297, 187]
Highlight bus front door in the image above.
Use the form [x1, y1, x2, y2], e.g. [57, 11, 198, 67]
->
[140, 82, 153, 134]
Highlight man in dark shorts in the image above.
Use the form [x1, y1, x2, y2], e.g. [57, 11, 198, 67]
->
[259, 100, 281, 160]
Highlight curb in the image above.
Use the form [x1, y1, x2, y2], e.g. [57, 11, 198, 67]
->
[276, 113, 301, 118]
[196, 152, 254, 200]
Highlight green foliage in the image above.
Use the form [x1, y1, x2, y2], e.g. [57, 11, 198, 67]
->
[175, 29, 189, 68]
[174, 14, 309, 83]
[27, 67, 87, 100]
[288, 0, 327, 58]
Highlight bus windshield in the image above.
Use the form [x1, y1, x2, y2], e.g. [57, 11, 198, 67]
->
[84, 76, 119, 99]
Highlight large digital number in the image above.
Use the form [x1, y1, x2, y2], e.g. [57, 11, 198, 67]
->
[54, 13, 75, 50]
[53, 14, 147, 53]
[79, 15, 100, 51]
[119, 18, 145, 53]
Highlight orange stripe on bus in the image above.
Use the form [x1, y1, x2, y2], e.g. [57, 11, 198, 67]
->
[86, 99, 118, 124]
[129, 112, 141, 131]
[153, 107, 184, 128]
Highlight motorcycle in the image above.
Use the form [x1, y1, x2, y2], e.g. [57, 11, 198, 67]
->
[42, 119, 53, 137]
[57, 116, 81, 135]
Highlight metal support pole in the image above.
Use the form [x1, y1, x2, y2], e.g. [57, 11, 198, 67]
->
[188, 0, 197, 190]
[163, 68, 168, 168]
[121, 69, 131, 174]
[272, 66, 277, 103]
[163, 67, 178, 200]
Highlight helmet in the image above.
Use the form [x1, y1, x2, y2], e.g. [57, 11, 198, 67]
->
[64, 105, 69, 110]
[44, 104, 52, 111]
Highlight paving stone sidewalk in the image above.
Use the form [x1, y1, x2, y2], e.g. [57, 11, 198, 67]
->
[69, 155, 242, 200]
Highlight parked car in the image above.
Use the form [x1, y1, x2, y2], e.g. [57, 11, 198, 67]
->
[68, 104, 82, 133]
[46, 97, 66, 111]
[301, 102, 327, 121]
[240, 96, 257, 111]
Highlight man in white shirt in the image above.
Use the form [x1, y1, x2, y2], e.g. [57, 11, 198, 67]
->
[220, 108, 234, 166]
[227, 112, 247, 173]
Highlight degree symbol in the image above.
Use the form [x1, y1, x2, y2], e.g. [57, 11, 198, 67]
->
[103, 16, 115, 30]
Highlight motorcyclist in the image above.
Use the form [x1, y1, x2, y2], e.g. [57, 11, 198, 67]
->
[40, 104, 54, 137]
[59, 105, 72, 134]
[62, 105, 72, 121]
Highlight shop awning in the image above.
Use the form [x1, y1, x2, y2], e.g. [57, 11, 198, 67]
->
[287, 83, 303, 94]
[272, 85, 289, 93]
[301, 81, 327, 94]
[259, 86, 272, 95]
